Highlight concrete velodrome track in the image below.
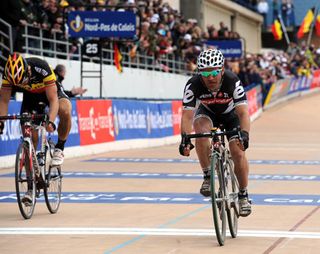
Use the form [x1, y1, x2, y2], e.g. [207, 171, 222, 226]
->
[0, 92, 320, 254]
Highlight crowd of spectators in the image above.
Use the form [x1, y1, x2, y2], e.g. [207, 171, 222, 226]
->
[227, 41, 320, 102]
[1, 0, 319, 100]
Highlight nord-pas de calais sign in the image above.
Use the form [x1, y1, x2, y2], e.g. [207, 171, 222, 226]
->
[68, 11, 136, 38]
[205, 40, 243, 59]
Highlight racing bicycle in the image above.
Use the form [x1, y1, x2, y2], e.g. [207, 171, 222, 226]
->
[182, 127, 241, 246]
[0, 112, 62, 219]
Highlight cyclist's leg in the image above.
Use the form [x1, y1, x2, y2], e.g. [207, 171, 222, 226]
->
[52, 90, 71, 166]
[193, 105, 216, 196]
[222, 111, 251, 216]
[57, 90, 71, 141]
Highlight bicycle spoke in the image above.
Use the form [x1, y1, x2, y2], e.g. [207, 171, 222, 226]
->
[44, 165, 62, 214]
[225, 158, 239, 238]
[210, 154, 226, 246]
[15, 143, 36, 219]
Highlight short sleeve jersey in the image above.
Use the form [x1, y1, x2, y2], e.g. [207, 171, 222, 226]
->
[182, 70, 247, 114]
[1, 57, 56, 93]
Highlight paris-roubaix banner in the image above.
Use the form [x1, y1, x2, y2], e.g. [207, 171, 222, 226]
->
[205, 40, 243, 58]
[67, 11, 136, 38]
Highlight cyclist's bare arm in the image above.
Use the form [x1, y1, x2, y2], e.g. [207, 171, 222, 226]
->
[180, 109, 194, 156]
[235, 104, 250, 132]
[44, 84, 59, 133]
[45, 84, 59, 124]
[0, 88, 12, 116]
[181, 109, 194, 134]
[235, 104, 250, 150]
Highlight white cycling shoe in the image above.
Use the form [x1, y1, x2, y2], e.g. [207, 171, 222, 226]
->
[51, 148, 64, 166]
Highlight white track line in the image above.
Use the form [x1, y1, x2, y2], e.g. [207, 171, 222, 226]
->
[1, 228, 320, 239]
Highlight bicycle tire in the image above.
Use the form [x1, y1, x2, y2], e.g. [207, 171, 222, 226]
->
[225, 157, 239, 238]
[15, 142, 36, 219]
[44, 165, 62, 213]
[210, 153, 226, 246]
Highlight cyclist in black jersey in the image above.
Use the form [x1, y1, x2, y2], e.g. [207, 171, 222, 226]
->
[0, 52, 60, 205]
[0, 53, 68, 166]
[0, 53, 58, 133]
[179, 49, 252, 217]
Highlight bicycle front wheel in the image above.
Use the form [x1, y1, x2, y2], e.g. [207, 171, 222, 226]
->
[15, 142, 36, 219]
[225, 157, 239, 238]
[210, 153, 226, 246]
[44, 165, 62, 213]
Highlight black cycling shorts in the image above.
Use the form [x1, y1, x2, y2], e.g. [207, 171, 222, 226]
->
[20, 89, 69, 115]
[194, 104, 240, 140]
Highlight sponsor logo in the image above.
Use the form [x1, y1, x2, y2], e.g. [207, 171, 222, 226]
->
[183, 84, 194, 104]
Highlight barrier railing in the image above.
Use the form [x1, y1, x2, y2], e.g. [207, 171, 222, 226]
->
[0, 18, 13, 74]
[21, 24, 194, 75]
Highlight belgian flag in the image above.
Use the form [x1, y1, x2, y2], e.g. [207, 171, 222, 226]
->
[271, 18, 283, 40]
[315, 13, 320, 37]
[114, 43, 123, 73]
[297, 8, 315, 39]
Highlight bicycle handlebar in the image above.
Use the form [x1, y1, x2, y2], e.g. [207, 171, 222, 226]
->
[0, 113, 48, 122]
[183, 127, 241, 140]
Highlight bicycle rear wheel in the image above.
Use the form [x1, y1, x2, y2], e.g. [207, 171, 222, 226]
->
[210, 153, 226, 246]
[44, 165, 62, 213]
[225, 157, 239, 238]
[15, 142, 36, 219]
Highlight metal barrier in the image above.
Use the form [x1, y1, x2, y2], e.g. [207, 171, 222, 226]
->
[0, 18, 13, 75]
[22, 24, 194, 75]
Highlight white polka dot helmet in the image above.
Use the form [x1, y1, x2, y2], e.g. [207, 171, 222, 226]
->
[197, 49, 225, 69]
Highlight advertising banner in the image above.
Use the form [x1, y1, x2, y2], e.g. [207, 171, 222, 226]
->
[171, 100, 182, 135]
[310, 70, 320, 89]
[246, 85, 262, 117]
[264, 78, 291, 106]
[0, 101, 22, 156]
[112, 100, 173, 140]
[77, 100, 114, 145]
[68, 11, 136, 38]
[288, 76, 312, 94]
[205, 40, 243, 58]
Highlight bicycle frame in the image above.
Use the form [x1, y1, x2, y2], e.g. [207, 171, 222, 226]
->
[0, 112, 62, 219]
[21, 117, 48, 185]
[184, 127, 241, 245]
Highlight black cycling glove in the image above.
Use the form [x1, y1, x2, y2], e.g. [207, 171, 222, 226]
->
[46, 120, 56, 131]
[0, 121, 4, 135]
[240, 130, 249, 150]
[179, 133, 194, 156]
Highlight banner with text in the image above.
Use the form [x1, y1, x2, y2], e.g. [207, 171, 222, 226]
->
[112, 100, 173, 140]
[0, 101, 22, 156]
[205, 40, 243, 58]
[171, 100, 182, 135]
[68, 11, 136, 38]
[77, 100, 115, 145]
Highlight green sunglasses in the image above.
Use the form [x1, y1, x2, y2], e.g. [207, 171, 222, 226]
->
[200, 69, 222, 77]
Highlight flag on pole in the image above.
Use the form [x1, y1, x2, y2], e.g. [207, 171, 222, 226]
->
[297, 8, 315, 39]
[113, 43, 123, 73]
[271, 18, 283, 40]
[315, 13, 320, 37]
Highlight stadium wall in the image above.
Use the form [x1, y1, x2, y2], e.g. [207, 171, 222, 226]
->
[29, 55, 189, 100]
